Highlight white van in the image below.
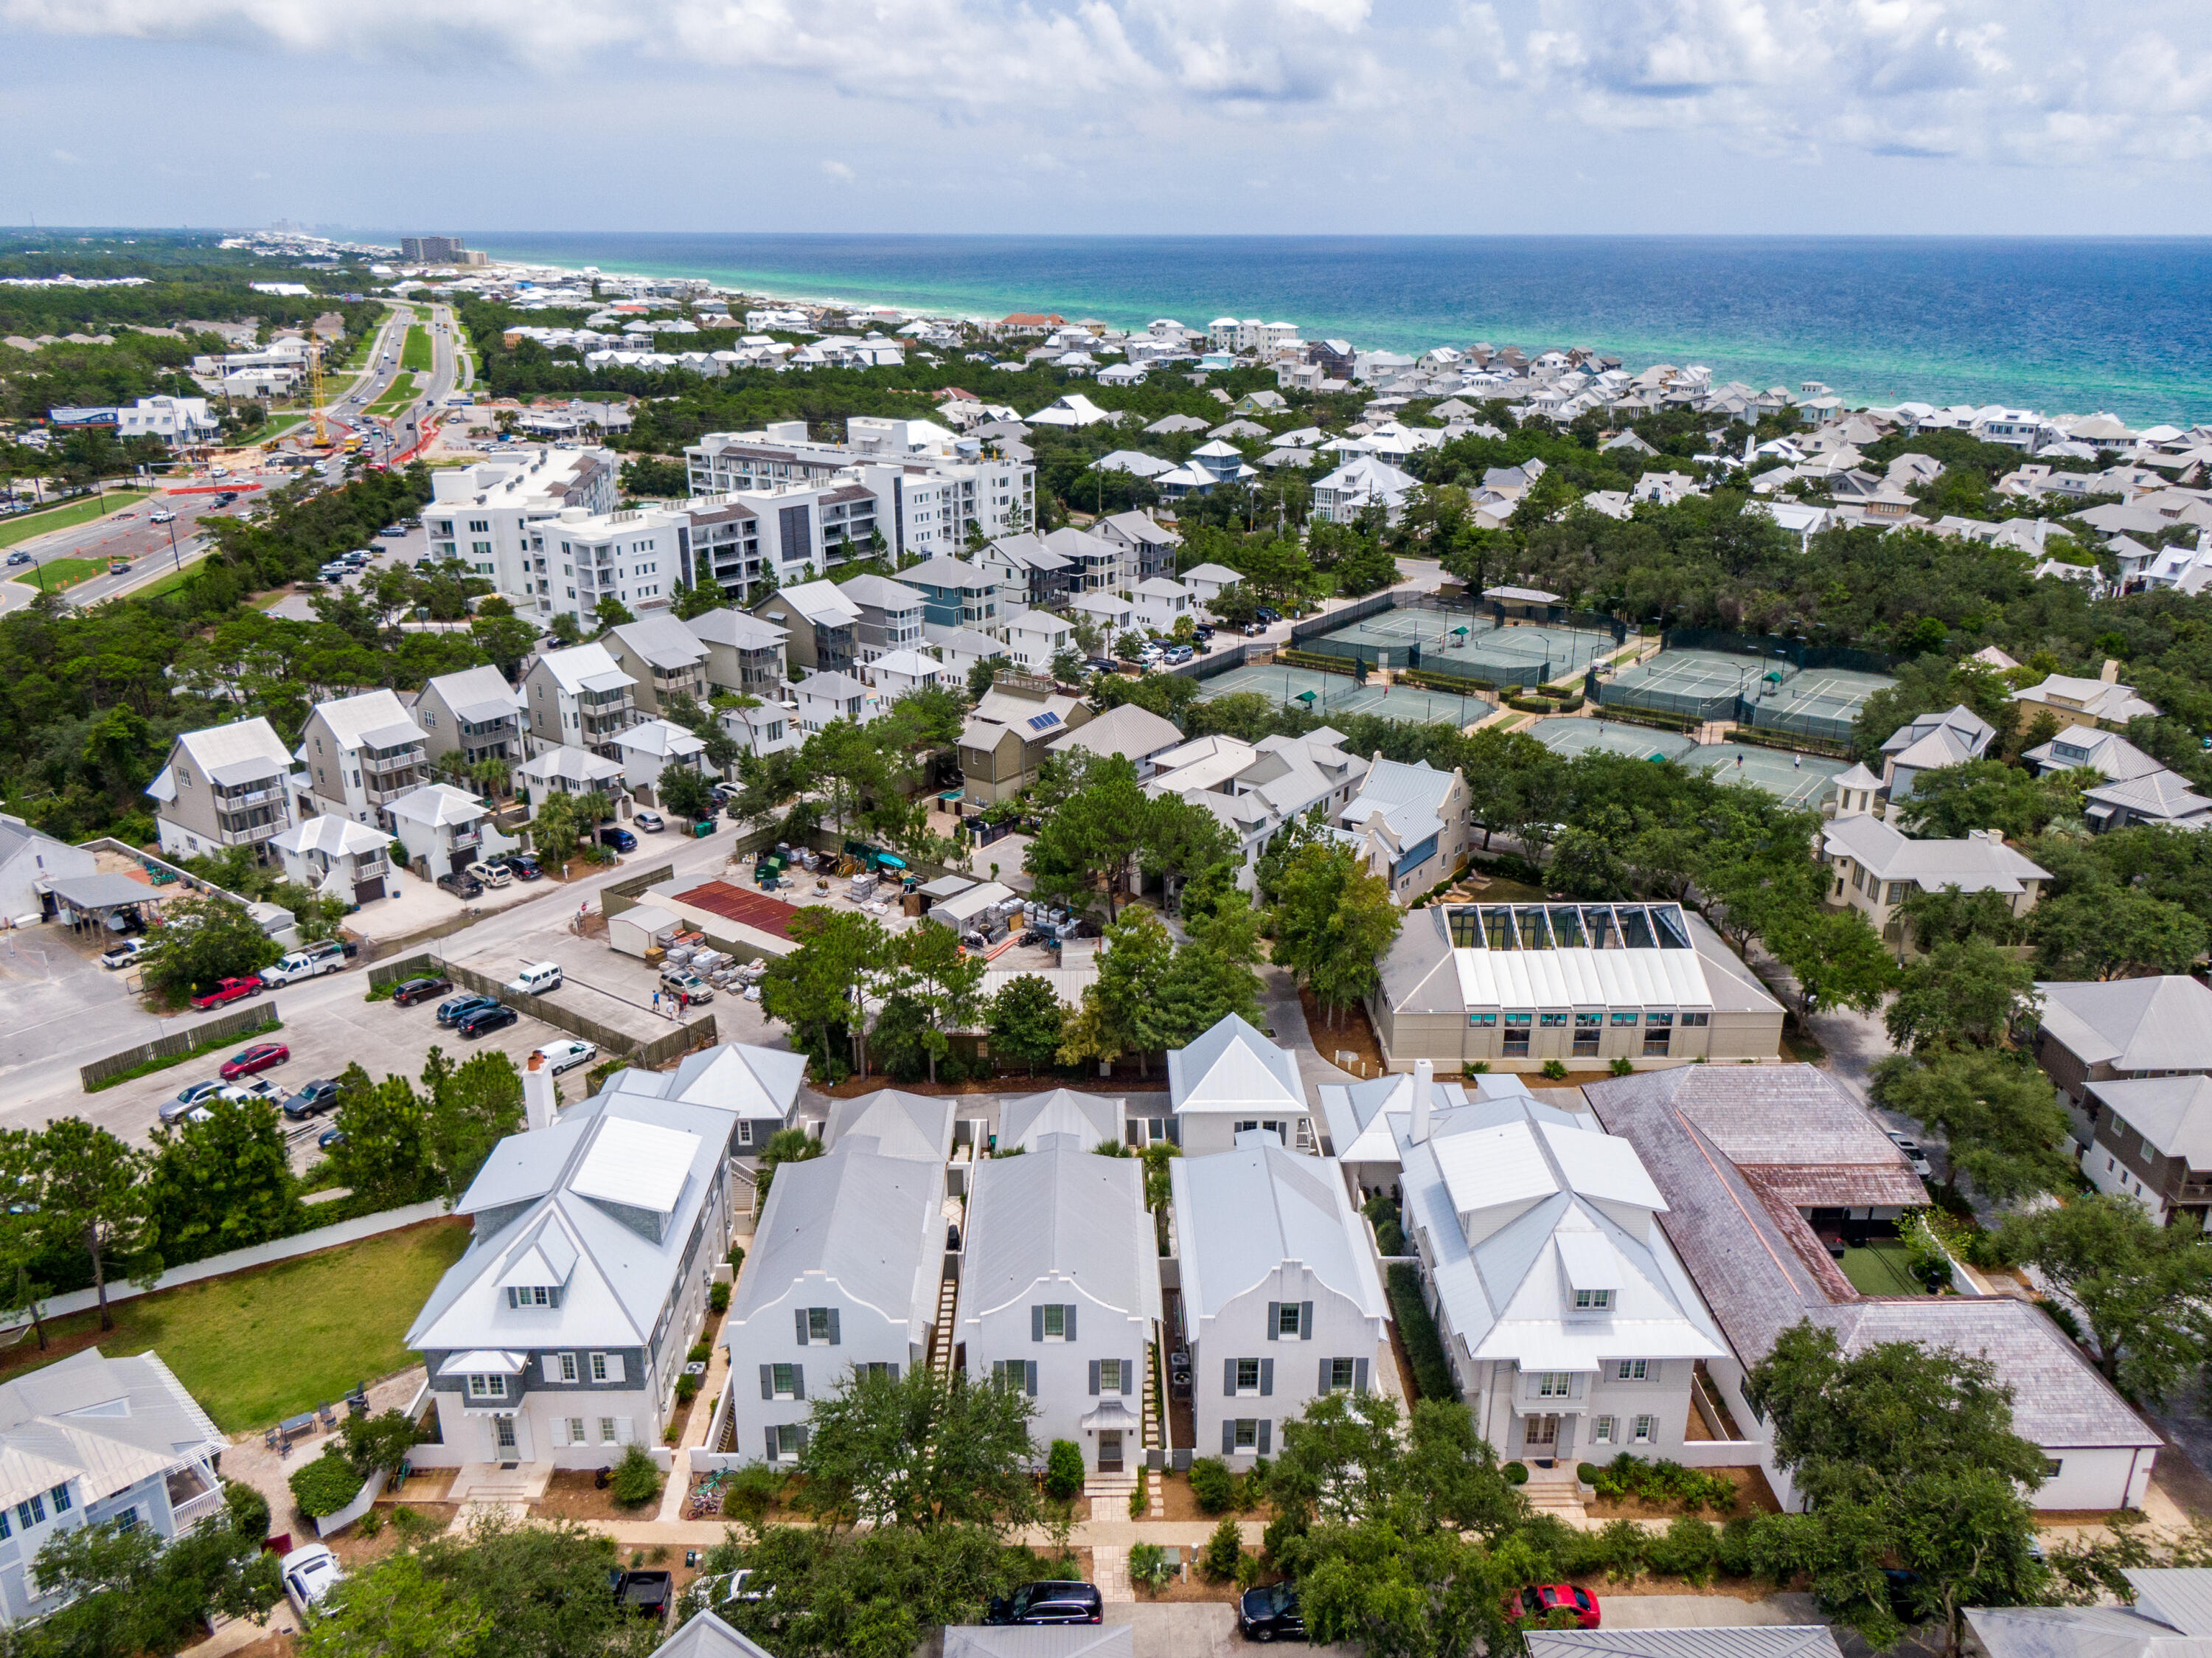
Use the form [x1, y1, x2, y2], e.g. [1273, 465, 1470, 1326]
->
[506, 961, 563, 996]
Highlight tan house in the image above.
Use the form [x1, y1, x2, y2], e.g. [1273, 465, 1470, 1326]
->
[957, 676, 1092, 805]
[147, 717, 298, 864]
[605, 615, 711, 716]
[415, 667, 523, 771]
[2010, 663, 2160, 733]
[1818, 814, 2048, 938]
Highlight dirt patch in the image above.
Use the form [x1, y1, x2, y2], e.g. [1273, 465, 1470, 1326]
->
[1301, 983, 1382, 1079]
[218, 1634, 296, 1658]
[321, 1505, 459, 1567]
[1150, 1471, 1258, 1526]
[532, 1469, 660, 1523]
[1585, 1463, 1781, 1519]
[1130, 1551, 1243, 1603]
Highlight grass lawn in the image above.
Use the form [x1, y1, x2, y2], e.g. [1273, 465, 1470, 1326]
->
[400, 325, 433, 373]
[1838, 1239, 1923, 1297]
[133, 555, 215, 601]
[0, 1218, 470, 1432]
[0, 488, 154, 549]
[11, 555, 111, 591]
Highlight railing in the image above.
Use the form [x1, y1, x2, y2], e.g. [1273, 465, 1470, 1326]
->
[364, 745, 428, 771]
[170, 1483, 228, 1532]
[215, 783, 287, 808]
[218, 821, 285, 847]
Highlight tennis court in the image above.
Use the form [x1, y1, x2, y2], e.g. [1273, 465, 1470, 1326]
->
[1685, 742, 1850, 810]
[1598, 648, 1777, 723]
[1197, 662, 1493, 728]
[1743, 665, 1896, 747]
[1302, 609, 1618, 686]
[1528, 717, 1695, 763]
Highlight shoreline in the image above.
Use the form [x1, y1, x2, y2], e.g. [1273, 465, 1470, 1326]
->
[441, 240, 2212, 426]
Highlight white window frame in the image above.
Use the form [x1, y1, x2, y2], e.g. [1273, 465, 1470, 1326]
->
[1632, 1415, 1655, 1444]
[1593, 1415, 1616, 1443]
[590, 1352, 609, 1383]
[1536, 1372, 1571, 1398]
[1234, 1358, 1261, 1395]
[467, 1374, 507, 1400]
[1233, 1418, 1259, 1450]
[558, 1353, 578, 1383]
[1616, 1359, 1649, 1381]
[1573, 1289, 1612, 1310]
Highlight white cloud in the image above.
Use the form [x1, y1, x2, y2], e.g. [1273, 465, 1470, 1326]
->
[819, 159, 853, 181]
[49, 147, 80, 162]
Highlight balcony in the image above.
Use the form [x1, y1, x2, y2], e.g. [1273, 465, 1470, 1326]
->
[214, 781, 288, 809]
[217, 819, 285, 847]
[364, 774, 422, 806]
[167, 1464, 224, 1532]
[363, 743, 428, 774]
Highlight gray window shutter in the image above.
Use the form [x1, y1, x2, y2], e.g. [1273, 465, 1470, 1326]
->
[1354, 1358, 1369, 1395]
[1265, 1300, 1280, 1342]
[1127, 1119, 1142, 1145]
[1089, 1360, 1102, 1396]
[1301, 1301, 1314, 1339]
[1063, 1303, 1077, 1342]
[1259, 1358, 1273, 1397]
[759, 1364, 773, 1401]
[1224, 1359, 1237, 1396]
[1258, 1419, 1271, 1455]
[792, 1365, 804, 1401]
[1222, 1419, 1236, 1454]
[1026, 1361, 1037, 1398]
[888, 1363, 900, 1382]
[795, 1308, 809, 1346]
[827, 1309, 841, 1346]
[796, 1426, 809, 1453]
[1320, 1357, 1332, 1393]
[1119, 1360, 1133, 1396]
[1166, 1119, 1180, 1145]
[1032, 1305, 1044, 1343]
[765, 1426, 777, 1460]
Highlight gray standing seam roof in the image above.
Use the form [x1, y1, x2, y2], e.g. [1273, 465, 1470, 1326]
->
[726, 1146, 942, 1338]
[998, 1089, 1121, 1152]
[824, 1090, 958, 1162]
[1526, 1631, 1843, 1658]
[961, 1148, 1160, 1325]
[1173, 1145, 1385, 1322]
[2036, 977, 2212, 1073]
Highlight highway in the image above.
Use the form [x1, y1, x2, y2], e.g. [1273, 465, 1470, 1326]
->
[0, 302, 454, 616]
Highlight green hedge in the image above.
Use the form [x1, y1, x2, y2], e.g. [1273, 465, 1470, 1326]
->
[1591, 703, 1698, 732]
[1276, 648, 1359, 678]
[1385, 1263, 1455, 1401]
[288, 1446, 362, 1519]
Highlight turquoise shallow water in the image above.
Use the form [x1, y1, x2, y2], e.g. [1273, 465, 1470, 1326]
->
[462, 234, 2212, 424]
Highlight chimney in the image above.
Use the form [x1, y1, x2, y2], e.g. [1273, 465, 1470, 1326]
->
[524, 1051, 555, 1131]
[2101, 658, 2121, 685]
[1411, 1058, 1433, 1143]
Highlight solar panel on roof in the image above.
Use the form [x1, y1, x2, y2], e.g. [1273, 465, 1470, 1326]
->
[1027, 711, 1062, 731]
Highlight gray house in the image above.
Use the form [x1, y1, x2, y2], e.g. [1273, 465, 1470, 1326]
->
[605, 615, 712, 718]
[406, 1072, 735, 1468]
[147, 716, 298, 864]
[684, 609, 790, 701]
[415, 667, 523, 770]
[835, 573, 928, 666]
[0, 1350, 229, 1623]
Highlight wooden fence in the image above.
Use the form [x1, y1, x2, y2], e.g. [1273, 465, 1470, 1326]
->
[78, 999, 282, 1091]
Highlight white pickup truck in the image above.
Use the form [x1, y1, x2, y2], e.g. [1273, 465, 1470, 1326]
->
[259, 940, 347, 986]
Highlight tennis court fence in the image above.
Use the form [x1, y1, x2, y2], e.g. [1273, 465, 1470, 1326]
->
[1662, 627, 1902, 676]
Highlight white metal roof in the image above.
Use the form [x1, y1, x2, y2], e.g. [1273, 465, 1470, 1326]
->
[570, 1118, 702, 1214]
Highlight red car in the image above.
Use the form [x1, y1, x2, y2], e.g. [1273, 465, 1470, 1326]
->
[219, 1042, 291, 1081]
[1508, 1585, 1601, 1629]
[189, 977, 264, 1010]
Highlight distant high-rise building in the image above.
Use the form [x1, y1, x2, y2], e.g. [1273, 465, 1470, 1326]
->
[400, 236, 466, 263]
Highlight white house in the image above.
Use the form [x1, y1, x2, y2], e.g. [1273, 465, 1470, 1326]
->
[1130, 577, 1193, 632]
[1002, 608, 1076, 675]
[406, 1070, 736, 1468]
[1312, 457, 1417, 525]
[720, 1145, 945, 1466]
[718, 698, 799, 761]
[614, 718, 710, 805]
[922, 623, 1008, 681]
[1397, 1085, 1722, 1468]
[115, 395, 219, 447]
[957, 1147, 1163, 1478]
[1182, 563, 1245, 606]
[1166, 1014, 1315, 1155]
[518, 746, 628, 818]
[0, 815, 99, 925]
[791, 670, 882, 734]
[860, 648, 946, 698]
[1172, 1142, 1390, 1464]
[386, 783, 498, 881]
[272, 814, 394, 906]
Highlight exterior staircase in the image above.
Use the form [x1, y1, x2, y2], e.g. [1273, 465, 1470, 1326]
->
[928, 1265, 960, 1378]
[1519, 1464, 1588, 1523]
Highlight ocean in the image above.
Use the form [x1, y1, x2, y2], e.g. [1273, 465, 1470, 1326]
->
[465, 234, 2212, 426]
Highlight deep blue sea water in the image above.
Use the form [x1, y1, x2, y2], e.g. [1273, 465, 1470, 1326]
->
[465, 234, 2212, 425]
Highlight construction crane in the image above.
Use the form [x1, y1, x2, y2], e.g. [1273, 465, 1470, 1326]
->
[306, 338, 329, 446]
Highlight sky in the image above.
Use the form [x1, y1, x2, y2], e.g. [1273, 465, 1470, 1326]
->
[4, 0, 2211, 235]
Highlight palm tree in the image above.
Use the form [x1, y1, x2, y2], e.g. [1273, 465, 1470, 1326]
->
[470, 755, 512, 802]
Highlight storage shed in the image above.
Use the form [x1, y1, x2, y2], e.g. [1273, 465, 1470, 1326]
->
[611, 902, 683, 959]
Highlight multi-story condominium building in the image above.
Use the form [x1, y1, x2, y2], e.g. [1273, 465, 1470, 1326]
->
[407, 1069, 735, 1468]
[148, 717, 298, 863]
[414, 667, 523, 770]
[1171, 1140, 1389, 1464]
[293, 690, 430, 830]
[757, 581, 860, 674]
[425, 448, 619, 616]
[605, 616, 711, 716]
[534, 507, 678, 625]
[0, 1350, 230, 1623]
[115, 395, 220, 447]
[898, 556, 1003, 631]
[835, 574, 927, 665]
[522, 644, 641, 760]
[956, 1146, 1162, 1480]
[683, 423, 855, 493]
[684, 608, 789, 701]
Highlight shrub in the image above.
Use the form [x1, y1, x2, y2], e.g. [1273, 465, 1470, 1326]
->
[1203, 1516, 1244, 1581]
[1464, 1061, 1489, 1075]
[728, 1245, 746, 1270]
[1385, 1263, 1455, 1401]
[689, 1342, 711, 1364]
[1745, 1510, 1821, 1585]
[609, 1443, 663, 1508]
[1130, 1466, 1149, 1520]
[390, 1505, 440, 1542]
[1591, 1516, 1652, 1581]
[675, 1373, 699, 1405]
[1235, 1553, 1262, 1590]
[1127, 1541, 1175, 1595]
[709, 1282, 730, 1314]
[1610, 1057, 1635, 1077]
[1189, 1457, 1237, 1514]
[722, 1463, 785, 1522]
[2037, 1296, 2086, 1345]
[288, 1447, 363, 1519]
[355, 1504, 386, 1539]
[1044, 1440, 1085, 1502]
[1717, 1515, 1758, 1578]
[1503, 1460, 1529, 1485]
[1647, 1517, 1720, 1585]
[223, 1478, 271, 1541]
[1541, 1059, 1569, 1080]
[1576, 1463, 1602, 1486]
[1363, 1193, 1407, 1256]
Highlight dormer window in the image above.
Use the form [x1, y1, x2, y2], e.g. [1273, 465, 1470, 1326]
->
[507, 1286, 561, 1308]
[1573, 1289, 1612, 1311]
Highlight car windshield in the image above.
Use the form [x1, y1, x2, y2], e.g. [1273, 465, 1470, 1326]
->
[1009, 1589, 1033, 1615]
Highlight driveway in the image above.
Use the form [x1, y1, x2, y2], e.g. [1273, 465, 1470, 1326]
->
[1103, 1602, 1357, 1658]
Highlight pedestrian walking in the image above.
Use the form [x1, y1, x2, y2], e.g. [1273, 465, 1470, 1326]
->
[1793, 752, 1801, 769]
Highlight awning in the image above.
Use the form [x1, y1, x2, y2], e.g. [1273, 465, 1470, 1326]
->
[439, 1350, 528, 1377]
[46, 873, 170, 911]
[1079, 1399, 1139, 1432]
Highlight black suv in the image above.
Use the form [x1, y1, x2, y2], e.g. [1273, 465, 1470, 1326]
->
[391, 974, 454, 1007]
[436, 993, 499, 1027]
[984, 1583, 1103, 1626]
[1239, 1584, 1307, 1643]
[457, 1003, 519, 1038]
[501, 853, 543, 881]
